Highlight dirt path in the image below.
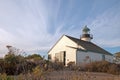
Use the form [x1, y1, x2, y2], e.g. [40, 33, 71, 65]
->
[45, 71, 120, 80]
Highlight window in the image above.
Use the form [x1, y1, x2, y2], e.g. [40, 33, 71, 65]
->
[102, 54, 105, 61]
[86, 56, 89, 59]
[48, 54, 51, 60]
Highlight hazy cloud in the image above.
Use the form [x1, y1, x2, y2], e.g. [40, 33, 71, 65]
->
[0, 0, 120, 57]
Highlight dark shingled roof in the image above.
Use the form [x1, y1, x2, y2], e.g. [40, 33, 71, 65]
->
[66, 35, 113, 56]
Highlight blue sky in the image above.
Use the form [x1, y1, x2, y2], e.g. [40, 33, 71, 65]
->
[0, 0, 120, 57]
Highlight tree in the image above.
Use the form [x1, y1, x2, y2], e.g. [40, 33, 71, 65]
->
[25, 54, 43, 61]
[3, 45, 31, 75]
[4, 53, 18, 64]
[0, 58, 4, 73]
[1, 46, 43, 75]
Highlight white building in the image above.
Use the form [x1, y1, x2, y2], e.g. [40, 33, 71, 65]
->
[48, 26, 113, 66]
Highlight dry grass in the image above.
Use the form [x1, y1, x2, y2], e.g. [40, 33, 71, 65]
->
[0, 70, 120, 80]
[45, 71, 120, 80]
[1, 57, 120, 80]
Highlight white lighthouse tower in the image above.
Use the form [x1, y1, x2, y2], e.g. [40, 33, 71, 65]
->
[80, 25, 93, 42]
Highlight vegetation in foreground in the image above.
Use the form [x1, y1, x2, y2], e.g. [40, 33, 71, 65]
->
[0, 46, 120, 80]
[1, 53, 120, 80]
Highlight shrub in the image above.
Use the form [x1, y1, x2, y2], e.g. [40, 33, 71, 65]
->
[48, 62, 64, 70]
[67, 62, 80, 70]
[0, 73, 14, 80]
[84, 61, 120, 75]
[107, 63, 120, 75]
[32, 66, 45, 79]
[67, 62, 75, 67]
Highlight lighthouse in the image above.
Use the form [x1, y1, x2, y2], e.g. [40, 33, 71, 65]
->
[80, 25, 93, 42]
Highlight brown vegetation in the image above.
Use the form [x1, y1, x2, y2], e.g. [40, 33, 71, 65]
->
[84, 61, 120, 75]
[1, 50, 120, 80]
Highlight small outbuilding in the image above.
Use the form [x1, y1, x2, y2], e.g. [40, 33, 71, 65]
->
[48, 26, 113, 66]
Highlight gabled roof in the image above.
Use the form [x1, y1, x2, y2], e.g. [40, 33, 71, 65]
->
[48, 35, 65, 53]
[66, 35, 113, 56]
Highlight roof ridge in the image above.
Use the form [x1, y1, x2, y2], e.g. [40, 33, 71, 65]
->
[65, 35, 112, 55]
[65, 35, 92, 43]
[89, 41, 112, 54]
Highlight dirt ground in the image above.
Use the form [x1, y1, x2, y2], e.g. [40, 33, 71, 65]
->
[45, 71, 120, 80]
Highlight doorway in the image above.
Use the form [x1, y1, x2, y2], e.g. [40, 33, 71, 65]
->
[63, 51, 66, 65]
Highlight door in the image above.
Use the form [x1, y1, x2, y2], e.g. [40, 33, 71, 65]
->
[55, 51, 66, 65]
[63, 51, 66, 65]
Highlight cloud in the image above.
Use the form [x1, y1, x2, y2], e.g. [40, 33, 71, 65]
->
[0, 0, 66, 56]
[0, 0, 120, 57]
[88, 2, 120, 47]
